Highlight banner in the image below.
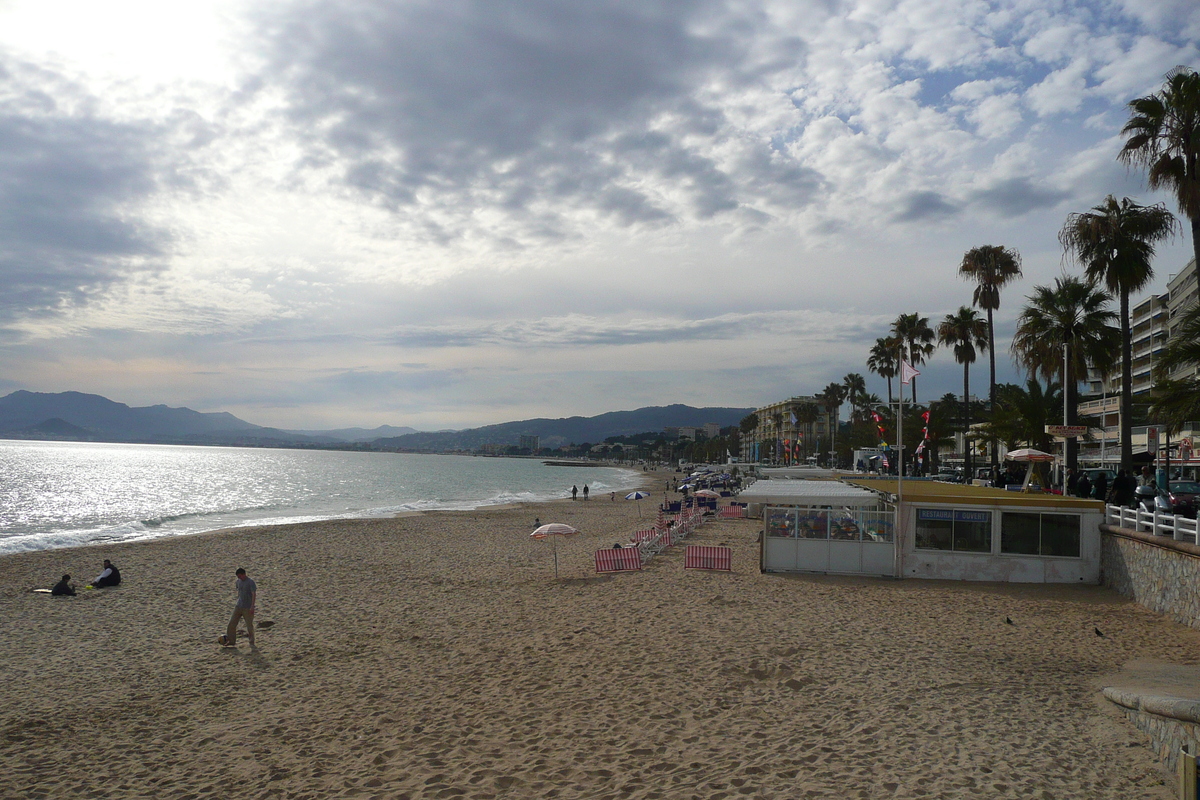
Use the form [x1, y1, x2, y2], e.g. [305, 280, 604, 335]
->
[901, 361, 921, 385]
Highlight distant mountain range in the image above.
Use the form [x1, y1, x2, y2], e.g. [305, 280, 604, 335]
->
[0, 391, 752, 451]
[375, 404, 753, 451]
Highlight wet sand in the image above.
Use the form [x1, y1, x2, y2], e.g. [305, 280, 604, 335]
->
[1, 473, 1195, 799]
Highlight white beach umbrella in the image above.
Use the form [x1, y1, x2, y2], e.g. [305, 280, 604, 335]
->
[625, 490, 650, 516]
[530, 523, 579, 578]
[1005, 449, 1054, 492]
[1005, 448, 1054, 462]
[693, 489, 721, 498]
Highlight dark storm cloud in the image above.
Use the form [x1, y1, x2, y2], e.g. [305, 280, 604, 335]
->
[254, 0, 817, 237]
[968, 178, 1070, 218]
[0, 58, 172, 321]
[891, 190, 959, 222]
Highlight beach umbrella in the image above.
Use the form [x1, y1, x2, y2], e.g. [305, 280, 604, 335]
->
[625, 490, 650, 516]
[694, 489, 721, 498]
[530, 523, 579, 579]
[1005, 449, 1054, 492]
[1005, 448, 1054, 462]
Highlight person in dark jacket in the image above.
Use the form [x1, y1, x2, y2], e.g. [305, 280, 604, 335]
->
[1075, 472, 1092, 500]
[90, 559, 121, 588]
[1109, 470, 1138, 508]
[51, 574, 76, 596]
[1092, 471, 1108, 502]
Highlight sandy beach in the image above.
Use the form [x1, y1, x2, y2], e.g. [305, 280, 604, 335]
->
[2, 473, 1197, 799]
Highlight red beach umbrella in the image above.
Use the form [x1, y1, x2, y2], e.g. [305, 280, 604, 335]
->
[530, 523, 579, 579]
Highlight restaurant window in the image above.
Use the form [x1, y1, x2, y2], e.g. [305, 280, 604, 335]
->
[1000, 512, 1080, 558]
[915, 509, 992, 552]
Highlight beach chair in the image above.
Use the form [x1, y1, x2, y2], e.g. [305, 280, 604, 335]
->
[684, 545, 732, 571]
[595, 548, 642, 573]
[631, 528, 658, 545]
[718, 506, 746, 520]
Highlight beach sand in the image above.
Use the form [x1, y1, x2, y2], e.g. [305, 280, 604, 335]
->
[2, 472, 1196, 799]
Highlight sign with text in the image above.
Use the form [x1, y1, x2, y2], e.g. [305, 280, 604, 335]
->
[1146, 426, 1159, 455]
[1045, 425, 1089, 438]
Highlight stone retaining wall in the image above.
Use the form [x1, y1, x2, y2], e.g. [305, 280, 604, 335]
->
[1101, 525, 1200, 629]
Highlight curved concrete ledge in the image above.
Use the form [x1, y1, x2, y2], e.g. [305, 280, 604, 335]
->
[1104, 686, 1200, 725]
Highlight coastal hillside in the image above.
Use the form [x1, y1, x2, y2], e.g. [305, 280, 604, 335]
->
[0, 392, 751, 451]
[375, 404, 754, 451]
[0, 390, 263, 441]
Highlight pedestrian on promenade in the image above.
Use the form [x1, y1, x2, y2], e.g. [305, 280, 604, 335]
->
[220, 568, 256, 648]
[1075, 472, 1092, 500]
[1109, 470, 1137, 508]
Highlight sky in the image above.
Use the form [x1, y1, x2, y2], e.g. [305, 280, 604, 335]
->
[0, 0, 1197, 431]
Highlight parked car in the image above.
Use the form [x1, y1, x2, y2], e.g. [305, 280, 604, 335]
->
[1083, 468, 1116, 486]
[1168, 481, 1200, 519]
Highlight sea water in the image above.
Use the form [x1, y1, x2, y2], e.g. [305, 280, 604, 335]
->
[0, 440, 641, 555]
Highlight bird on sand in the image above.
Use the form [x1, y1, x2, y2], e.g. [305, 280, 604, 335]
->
[1005, 617, 1014, 625]
[1094, 627, 1104, 637]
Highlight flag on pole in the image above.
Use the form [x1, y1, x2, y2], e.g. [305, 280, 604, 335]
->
[901, 361, 921, 385]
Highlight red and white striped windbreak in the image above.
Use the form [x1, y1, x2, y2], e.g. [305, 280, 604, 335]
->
[530, 523, 579, 540]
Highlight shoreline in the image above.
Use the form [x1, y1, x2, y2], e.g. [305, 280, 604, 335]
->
[0, 460, 655, 561]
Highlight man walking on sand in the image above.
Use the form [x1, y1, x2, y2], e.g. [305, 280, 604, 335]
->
[220, 568, 256, 648]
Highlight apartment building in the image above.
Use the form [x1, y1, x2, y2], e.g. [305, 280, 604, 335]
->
[1078, 257, 1198, 467]
[751, 395, 835, 464]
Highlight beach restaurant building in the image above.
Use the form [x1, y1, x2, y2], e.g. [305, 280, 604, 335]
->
[741, 478, 1104, 583]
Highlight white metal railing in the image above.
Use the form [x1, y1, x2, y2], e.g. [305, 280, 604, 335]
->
[1106, 504, 1199, 543]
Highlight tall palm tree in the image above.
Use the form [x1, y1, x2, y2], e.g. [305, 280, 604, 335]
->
[867, 337, 899, 406]
[842, 373, 867, 422]
[791, 401, 819, 461]
[1010, 277, 1120, 473]
[819, 382, 847, 466]
[1060, 195, 1178, 470]
[959, 244, 1023, 469]
[1120, 67, 1200, 272]
[890, 313, 935, 403]
[937, 306, 989, 477]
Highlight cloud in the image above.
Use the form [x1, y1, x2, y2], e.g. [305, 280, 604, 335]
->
[968, 177, 1070, 218]
[892, 190, 958, 222]
[0, 57, 174, 321]
[249, 0, 830, 244]
[385, 309, 891, 349]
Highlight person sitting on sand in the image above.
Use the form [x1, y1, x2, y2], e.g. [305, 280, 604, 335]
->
[51, 574, 76, 596]
[613, 542, 622, 549]
[90, 559, 121, 588]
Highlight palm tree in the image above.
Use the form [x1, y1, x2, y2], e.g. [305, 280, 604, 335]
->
[985, 379, 1064, 455]
[891, 313, 935, 403]
[791, 401, 819, 462]
[1060, 195, 1178, 470]
[937, 306, 989, 478]
[1010, 277, 1120, 473]
[819, 382, 847, 466]
[842, 373, 867, 422]
[1120, 67, 1200, 272]
[959, 245, 1023, 469]
[867, 337, 899, 406]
